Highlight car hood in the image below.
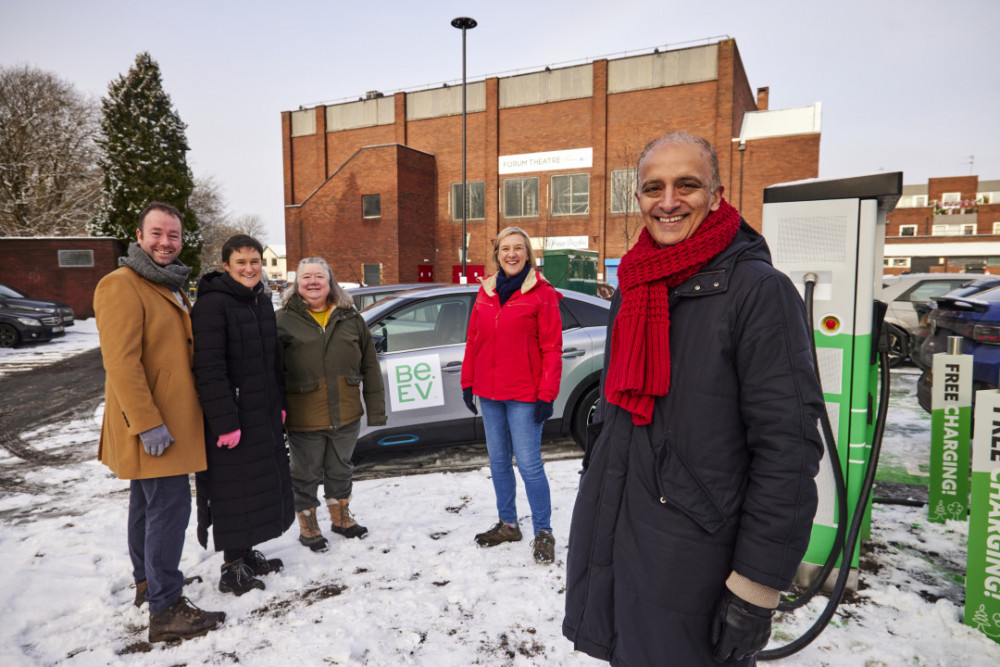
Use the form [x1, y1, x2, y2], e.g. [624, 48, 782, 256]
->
[1, 297, 65, 313]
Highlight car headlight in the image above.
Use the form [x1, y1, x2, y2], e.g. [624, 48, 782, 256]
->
[16, 316, 41, 326]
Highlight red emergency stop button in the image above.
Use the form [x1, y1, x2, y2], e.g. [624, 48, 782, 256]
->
[820, 314, 840, 334]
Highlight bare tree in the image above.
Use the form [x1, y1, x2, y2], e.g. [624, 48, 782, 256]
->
[191, 174, 233, 273]
[609, 129, 643, 251]
[0, 64, 101, 236]
[230, 213, 267, 241]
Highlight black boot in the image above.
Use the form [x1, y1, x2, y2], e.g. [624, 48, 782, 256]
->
[244, 549, 283, 576]
[219, 559, 265, 596]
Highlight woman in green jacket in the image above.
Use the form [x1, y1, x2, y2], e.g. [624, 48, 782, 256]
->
[276, 257, 386, 551]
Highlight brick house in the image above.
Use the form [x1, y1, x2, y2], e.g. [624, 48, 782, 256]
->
[281, 37, 821, 284]
[884, 177, 1000, 274]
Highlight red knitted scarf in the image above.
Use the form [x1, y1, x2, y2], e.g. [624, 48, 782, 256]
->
[606, 198, 741, 425]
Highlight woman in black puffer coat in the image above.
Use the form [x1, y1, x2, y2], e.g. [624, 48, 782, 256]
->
[192, 234, 294, 597]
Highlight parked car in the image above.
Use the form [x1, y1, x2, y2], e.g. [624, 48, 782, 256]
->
[915, 285, 1000, 413]
[354, 284, 609, 454]
[910, 276, 1000, 371]
[347, 283, 442, 311]
[0, 283, 75, 348]
[882, 273, 978, 365]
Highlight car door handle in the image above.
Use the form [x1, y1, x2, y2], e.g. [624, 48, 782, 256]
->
[443, 361, 463, 373]
[562, 348, 585, 358]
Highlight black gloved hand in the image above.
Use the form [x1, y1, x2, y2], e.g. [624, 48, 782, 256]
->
[462, 387, 477, 415]
[534, 399, 553, 423]
[710, 587, 774, 663]
[139, 424, 175, 457]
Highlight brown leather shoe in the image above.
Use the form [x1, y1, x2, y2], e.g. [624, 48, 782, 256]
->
[148, 596, 225, 643]
[474, 521, 522, 547]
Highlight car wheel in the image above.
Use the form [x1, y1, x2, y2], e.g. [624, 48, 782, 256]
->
[0, 323, 20, 348]
[570, 385, 600, 450]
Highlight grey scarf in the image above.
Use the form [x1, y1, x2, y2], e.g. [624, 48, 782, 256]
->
[119, 242, 191, 292]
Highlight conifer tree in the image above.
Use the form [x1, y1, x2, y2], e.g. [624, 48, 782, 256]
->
[93, 52, 202, 272]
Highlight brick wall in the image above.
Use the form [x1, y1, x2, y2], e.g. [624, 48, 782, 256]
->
[0, 237, 124, 318]
[283, 38, 820, 281]
[736, 134, 821, 229]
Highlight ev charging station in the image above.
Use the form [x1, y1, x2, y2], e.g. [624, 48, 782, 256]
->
[762, 173, 902, 590]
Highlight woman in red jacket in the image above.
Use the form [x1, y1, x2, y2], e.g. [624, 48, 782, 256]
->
[461, 226, 563, 564]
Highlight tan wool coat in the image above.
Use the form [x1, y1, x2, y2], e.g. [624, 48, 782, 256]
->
[94, 266, 207, 479]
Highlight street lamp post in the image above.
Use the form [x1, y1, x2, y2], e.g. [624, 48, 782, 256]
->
[451, 16, 476, 283]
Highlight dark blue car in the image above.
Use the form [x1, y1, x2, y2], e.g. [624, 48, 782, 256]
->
[916, 285, 1000, 412]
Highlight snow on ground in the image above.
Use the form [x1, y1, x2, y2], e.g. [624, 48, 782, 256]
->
[2, 339, 1000, 665]
[0, 319, 99, 378]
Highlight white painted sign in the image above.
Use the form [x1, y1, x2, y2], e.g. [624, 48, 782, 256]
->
[498, 148, 593, 175]
[385, 353, 445, 412]
[531, 236, 590, 251]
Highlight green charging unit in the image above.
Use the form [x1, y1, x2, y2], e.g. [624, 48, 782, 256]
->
[762, 173, 902, 590]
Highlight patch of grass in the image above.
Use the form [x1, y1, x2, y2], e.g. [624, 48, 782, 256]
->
[875, 463, 929, 486]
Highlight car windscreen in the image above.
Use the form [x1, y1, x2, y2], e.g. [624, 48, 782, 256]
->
[0, 284, 26, 298]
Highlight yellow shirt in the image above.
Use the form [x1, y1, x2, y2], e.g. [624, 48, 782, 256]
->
[308, 306, 332, 328]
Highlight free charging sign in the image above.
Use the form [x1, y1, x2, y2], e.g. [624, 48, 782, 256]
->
[929, 352, 971, 523]
[385, 354, 445, 412]
[967, 389, 1000, 643]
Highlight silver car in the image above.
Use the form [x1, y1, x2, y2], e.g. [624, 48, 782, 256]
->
[356, 284, 608, 454]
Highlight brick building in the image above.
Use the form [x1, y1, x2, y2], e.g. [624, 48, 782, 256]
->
[0, 237, 124, 317]
[281, 38, 822, 285]
[884, 176, 1000, 274]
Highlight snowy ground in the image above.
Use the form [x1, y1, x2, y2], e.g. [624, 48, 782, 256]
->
[2, 329, 1000, 665]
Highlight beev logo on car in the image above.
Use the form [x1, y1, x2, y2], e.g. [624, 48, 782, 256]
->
[386, 353, 445, 412]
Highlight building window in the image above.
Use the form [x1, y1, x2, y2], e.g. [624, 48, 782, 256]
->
[551, 174, 590, 215]
[883, 257, 911, 269]
[933, 223, 977, 236]
[941, 192, 961, 203]
[610, 168, 639, 214]
[899, 225, 916, 237]
[57, 249, 94, 267]
[993, 222, 1000, 235]
[271, 258, 278, 266]
[362, 194, 381, 218]
[979, 192, 995, 204]
[503, 177, 539, 218]
[451, 182, 485, 221]
[912, 195, 928, 207]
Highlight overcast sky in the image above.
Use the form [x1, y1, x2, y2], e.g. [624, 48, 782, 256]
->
[2, 0, 996, 243]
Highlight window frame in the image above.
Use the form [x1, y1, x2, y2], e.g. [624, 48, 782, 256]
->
[551, 173, 590, 216]
[502, 176, 539, 219]
[362, 194, 381, 219]
[450, 181, 486, 221]
[899, 225, 917, 237]
[610, 168, 639, 214]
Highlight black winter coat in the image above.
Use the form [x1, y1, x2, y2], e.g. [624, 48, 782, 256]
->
[563, 222, 825, 666]
[191, 272, 294, 551]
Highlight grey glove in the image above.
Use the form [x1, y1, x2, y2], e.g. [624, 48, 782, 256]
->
[139, 424, 175, 457]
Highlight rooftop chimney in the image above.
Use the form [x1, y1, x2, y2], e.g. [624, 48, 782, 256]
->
[756, 87, 769, 111]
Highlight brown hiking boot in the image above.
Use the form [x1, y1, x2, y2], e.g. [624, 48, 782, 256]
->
[532, 530, 556, 564]
[327, 497, 368, 539]
[297, 508, 329, 552]
[148, 596, 225, 643]
[134, 575, 203, 607]
[475, 521, 522, 547]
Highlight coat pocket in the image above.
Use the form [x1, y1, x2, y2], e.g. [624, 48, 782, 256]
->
[653, 438, 727, 534]
[338, 375, 364, 424]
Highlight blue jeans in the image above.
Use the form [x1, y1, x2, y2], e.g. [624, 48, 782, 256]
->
[479, 398, 551, 535]
[128, 475, 192, 613]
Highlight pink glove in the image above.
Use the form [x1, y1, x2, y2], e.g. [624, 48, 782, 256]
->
[281, 410, 286, 424]
[217, 429, 241, 449]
